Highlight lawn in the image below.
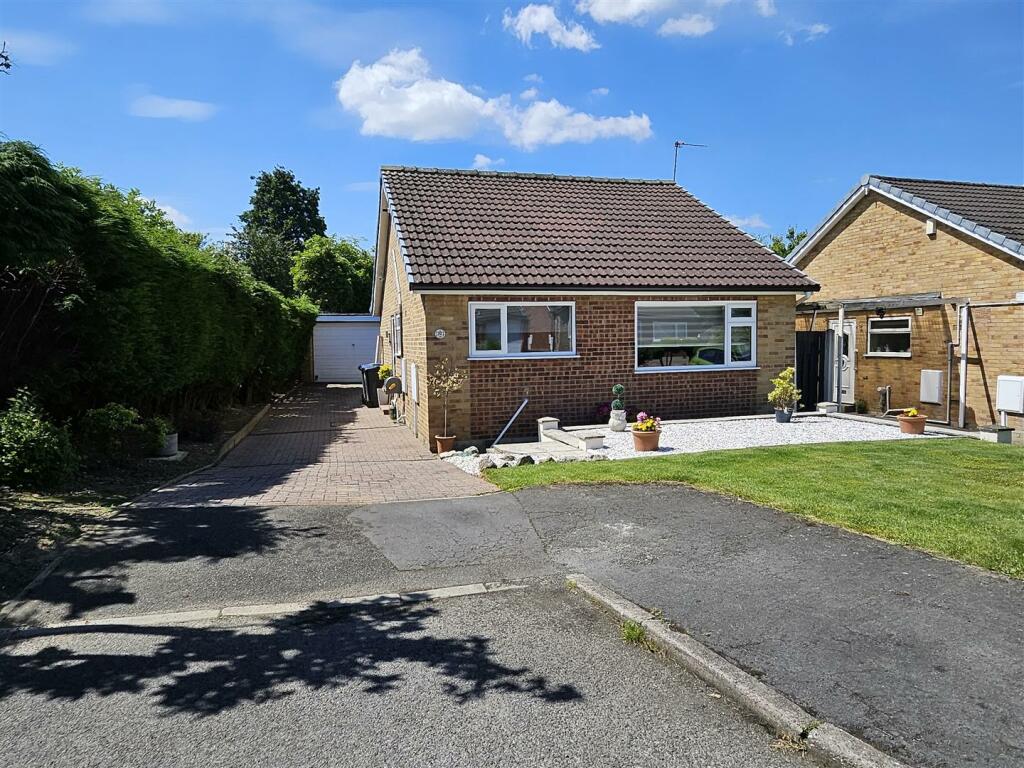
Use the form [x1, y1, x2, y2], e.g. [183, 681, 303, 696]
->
[486, 439, 1024, 578]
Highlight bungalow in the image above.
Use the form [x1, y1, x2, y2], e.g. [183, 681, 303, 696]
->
[788, 175, 1024, 434]
[370, 166, 818, 449]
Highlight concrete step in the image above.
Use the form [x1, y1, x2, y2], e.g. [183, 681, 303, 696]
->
[541, 428, 605, 451]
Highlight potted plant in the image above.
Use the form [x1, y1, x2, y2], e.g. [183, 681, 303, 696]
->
[427, 357, 467, 453]
[897, 407, 927, 434]
[630, 411, 661, 451]
[609, 384, 627, 432]
[149, 416, 177, 457]
[377, 363, 393, 410]
[767, 367, 801, 423]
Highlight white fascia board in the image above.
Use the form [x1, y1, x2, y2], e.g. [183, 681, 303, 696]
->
[411, 288, 804, 296]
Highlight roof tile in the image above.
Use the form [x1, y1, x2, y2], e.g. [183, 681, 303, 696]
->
[380, 166, 817, 291]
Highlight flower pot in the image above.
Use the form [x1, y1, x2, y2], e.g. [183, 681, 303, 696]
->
[898, 415, 927, 435]
[435, 435, 456, 453]
[608, 409, 627, 432]
[156, 432, 178, 457]
[376, 388, 388, 408]
[631, 429, 661, 452]
[774, 408, 792, 424]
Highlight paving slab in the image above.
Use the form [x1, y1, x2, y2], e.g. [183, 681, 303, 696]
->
[133, 385, 494, 507]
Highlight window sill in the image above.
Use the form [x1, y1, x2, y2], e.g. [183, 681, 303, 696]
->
[633, 365, 760, 374]
[864, 353, 912, 359]
[468, 353, 580, 361]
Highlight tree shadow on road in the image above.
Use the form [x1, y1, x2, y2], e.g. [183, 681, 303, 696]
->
[2, 505, 324, 626]
[0, 598, 582, 715]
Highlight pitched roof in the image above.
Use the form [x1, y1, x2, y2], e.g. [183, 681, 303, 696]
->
[789, 175, 1024, 266]
[379, 166, 817, 292]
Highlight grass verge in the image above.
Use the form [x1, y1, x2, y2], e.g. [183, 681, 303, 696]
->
[486, 439, 1024, 578]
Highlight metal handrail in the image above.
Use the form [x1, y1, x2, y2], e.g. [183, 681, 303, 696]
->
[491, 398, 529, 448]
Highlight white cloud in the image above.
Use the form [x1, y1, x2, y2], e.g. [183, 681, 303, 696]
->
[343, 181, 379, 192]
[496, 99, 651, 150]
[659, 14, 716, 37]
[591, 86, 610, 96]
[524, 73, 543, 83]
[520, 87, 539, 101]
[575, 0, 675, 24]
[727, 213, 770, 229]
[502, 4, 599, 51]
[129, 93, 218, 122]
[335, 48, 651, 151]
[780, 22, 832, 46]
[84, 0, 173, 24]
[804, 22, 831, 40]
[754, 0, 777, 17]
[472, 154, 506, 170]
[1, 30, 76, 66]
[156, 202, 191, 227]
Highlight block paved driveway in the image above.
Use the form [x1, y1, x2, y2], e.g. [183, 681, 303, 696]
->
[136, 385, 494, 507]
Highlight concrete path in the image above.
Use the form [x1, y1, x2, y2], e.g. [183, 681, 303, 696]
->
[135, 385, 494, 507]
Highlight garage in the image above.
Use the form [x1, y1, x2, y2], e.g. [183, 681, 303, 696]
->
[312, 315, 380, 383]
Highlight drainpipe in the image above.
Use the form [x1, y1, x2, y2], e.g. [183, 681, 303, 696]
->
[957, 302, 970, 429]
[835, 304, 845, 407]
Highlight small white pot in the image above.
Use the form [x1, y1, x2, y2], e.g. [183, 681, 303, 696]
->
[157, 432, 178, 457]
[608, 410, 628, 432]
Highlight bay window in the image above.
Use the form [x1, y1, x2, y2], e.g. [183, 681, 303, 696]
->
[469, 301, 575, 358]
[635, 301, 757, 371]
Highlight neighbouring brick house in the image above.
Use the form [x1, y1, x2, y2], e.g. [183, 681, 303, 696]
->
[788, 175, 1024, 433]
[371, 166, 818, 449]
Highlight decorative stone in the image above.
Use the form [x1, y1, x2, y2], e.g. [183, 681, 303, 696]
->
[463, 445, 480, 455]
[608, 410, 627, 432]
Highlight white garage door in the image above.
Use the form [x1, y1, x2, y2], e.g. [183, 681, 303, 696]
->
[313, 318, 380, 383]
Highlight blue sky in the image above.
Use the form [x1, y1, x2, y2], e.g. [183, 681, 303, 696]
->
[2, 0, 1022, 247]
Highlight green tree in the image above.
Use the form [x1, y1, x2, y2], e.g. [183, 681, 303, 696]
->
[765, 227, 808, 259]
[229, 226, 294, 295]
[238, 166, 326, 252]
[292, 235, 373, 313]
[232, 167, 326, 295]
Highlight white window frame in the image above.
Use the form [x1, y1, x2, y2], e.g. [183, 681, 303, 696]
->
[634, 300, 757, 373]
[865, 315, 912, 358]
[468, 301, 577, 359]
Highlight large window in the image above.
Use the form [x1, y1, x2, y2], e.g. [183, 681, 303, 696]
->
[469, 302, 575, 358]
[866, 316, 911, 357]
[635, 301, 756, 371]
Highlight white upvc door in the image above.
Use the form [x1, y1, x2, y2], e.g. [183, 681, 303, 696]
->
[828, 319, 857, 405]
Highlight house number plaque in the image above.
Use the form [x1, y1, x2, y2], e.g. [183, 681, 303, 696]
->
[434, 328, 446, 339]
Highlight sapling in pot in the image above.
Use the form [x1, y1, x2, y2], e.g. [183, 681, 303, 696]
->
[767, 367, 801, 423]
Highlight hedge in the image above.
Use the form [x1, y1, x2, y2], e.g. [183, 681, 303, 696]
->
[0, 141, 316, 417]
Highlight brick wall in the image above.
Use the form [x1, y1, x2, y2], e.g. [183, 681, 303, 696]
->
[801, 194, 1024, 303]
[420, 293, 796, 444]
[378, 222, 431, 445]
[798, 192, 1024, 431]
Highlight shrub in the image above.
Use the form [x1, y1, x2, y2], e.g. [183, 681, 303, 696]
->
[767, 367, 801, 411]
[177, 409, 222, 442]
[0, 389, 77, 488]
[77, 403, 156, 463]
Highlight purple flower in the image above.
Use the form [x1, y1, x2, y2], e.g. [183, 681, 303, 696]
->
[636, 411, 648, 421]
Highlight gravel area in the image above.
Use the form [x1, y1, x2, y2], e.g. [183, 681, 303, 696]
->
[580, 414, 943, 460]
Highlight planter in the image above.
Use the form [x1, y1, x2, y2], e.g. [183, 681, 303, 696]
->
[897, 414, 927, 435]
[156, 432, 178, 457]
[631, 429, 661, 452]
[377, 388, 388, 409]
[774, 408, 793, 424]
[435, 435, 456, 453]
[608, 409, 627, 432]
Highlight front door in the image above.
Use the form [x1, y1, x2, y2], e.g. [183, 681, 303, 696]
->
[828, 319, 856, 405]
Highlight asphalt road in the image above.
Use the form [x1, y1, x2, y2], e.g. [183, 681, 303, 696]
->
[4, 485, 1022, 767]
[1, 585, 803, 768]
